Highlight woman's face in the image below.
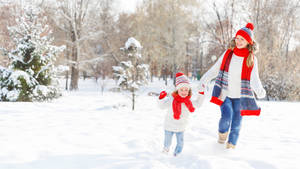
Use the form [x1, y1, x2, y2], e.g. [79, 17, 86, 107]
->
[235, 35, 249, 49]
[178, 87, 189, 98]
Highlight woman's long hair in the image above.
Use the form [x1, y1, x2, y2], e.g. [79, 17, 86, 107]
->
[228, 38, 259, 67]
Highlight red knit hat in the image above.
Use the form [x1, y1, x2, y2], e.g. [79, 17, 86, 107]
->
[235, 23, 254, 45]
[175, 72, 190, 90]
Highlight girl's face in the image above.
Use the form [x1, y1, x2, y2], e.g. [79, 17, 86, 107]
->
[235, 35, 249, 49]
[178, 87, 189, 98]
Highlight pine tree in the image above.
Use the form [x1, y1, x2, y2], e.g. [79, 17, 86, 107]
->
[113, 37, 150, 110]
[0, 6, 64, 101]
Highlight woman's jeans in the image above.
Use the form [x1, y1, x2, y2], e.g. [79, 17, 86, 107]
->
[219, 97, 243, 145]
[164, 130, 184, 155]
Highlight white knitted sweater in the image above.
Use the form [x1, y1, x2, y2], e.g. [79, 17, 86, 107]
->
[158, 94, 204, 132]
[199, 52, 266, 99]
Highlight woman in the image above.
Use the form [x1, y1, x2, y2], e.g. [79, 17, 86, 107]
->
[199, 23, 266, 149]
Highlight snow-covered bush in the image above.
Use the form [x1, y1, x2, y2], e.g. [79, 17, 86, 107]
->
[0, 6, 64, 101]
[113, 37, 149, 110]
[113, 37, 149, 91]
[263, 72, 300, 101]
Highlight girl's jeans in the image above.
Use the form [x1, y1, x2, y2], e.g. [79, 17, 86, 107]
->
[164, 130, 184, 155]
[219, 97, 243, 145]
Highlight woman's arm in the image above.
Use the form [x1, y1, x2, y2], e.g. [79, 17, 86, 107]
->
[199, 52, 225, 91]
[251, 57, 266, 98]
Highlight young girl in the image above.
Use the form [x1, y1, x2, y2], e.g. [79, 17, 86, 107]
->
[158, 72, 204, 156]
[199, 23, 266, 149]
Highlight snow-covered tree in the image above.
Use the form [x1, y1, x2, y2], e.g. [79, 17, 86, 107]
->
[113, 37, 149, 110]
[0, 5, 64, 101]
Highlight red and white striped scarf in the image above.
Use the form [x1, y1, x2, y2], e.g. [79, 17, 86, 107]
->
[210, 47, 261, 116]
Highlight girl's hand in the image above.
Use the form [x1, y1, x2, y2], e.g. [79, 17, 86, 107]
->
[159, 91, 167, 100]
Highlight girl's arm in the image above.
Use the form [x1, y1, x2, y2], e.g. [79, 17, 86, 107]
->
[157, 93, 172, 109]
[251, 57, 266, 98]
[199, 52, 225, 91]
[192, 93, 205, 108]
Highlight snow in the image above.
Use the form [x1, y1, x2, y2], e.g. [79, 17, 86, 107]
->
[10, 70, 37, 86]
[125, 37, 142, 50]
[0, 78, 299, 169]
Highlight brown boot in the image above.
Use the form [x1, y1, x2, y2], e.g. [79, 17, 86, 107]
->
[218, 132, 228, 144]
[226, 142, 235, 149]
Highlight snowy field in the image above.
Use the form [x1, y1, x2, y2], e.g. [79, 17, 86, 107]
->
[0, 78, 299, 169]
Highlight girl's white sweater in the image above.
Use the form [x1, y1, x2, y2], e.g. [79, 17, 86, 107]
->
[158, 94, 204, 132]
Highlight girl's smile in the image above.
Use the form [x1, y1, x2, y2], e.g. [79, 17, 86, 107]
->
[235, 35, 248, 49]
[178, 87, 189, 98]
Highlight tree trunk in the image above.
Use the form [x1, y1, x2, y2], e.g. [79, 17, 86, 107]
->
[65, 43, 70, 90]
[70, 44, 79, 90]
[173, 63, 177, 86]
[70, 30, 79, 90]
[132, 89, 135, 111]
[150, 66, 154, 82]
[164, 75, 167, 86]
[163, 64, 168, 86]
[65, 70, 69, 90]
[70, 66, 79, 90]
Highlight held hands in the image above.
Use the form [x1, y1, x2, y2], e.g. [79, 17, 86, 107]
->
[199, 84, 205, 95]
[159, 91, 167, 100]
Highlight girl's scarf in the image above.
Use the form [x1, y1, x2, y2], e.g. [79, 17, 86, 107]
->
[172, 93, 195, 120]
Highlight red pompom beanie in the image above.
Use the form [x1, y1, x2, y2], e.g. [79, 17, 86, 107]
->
[235, 23, 254, 45]
[175, 72, 190, 90]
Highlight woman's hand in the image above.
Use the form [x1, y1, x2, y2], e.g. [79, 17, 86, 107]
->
[256, 89, 266, 99]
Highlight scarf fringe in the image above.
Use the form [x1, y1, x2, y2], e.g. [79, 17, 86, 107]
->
[210, 96, 223, 106]
[241, 109, 261, 116]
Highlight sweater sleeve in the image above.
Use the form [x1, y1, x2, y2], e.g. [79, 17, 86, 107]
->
[199, 51, 225, 91]
[192, 94, 205, 108]
[157, 96, 172, 109]
[250, 57, 266, 98]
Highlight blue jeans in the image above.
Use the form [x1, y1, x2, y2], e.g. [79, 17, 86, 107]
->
[219, 97, 243, 145]
[164, 130, 184, 155]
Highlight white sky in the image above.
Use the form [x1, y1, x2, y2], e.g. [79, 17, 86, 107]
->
[114, 0, 142, 13]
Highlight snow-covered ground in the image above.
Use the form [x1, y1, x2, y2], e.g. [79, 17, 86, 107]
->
[0, 78, 299, 169]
